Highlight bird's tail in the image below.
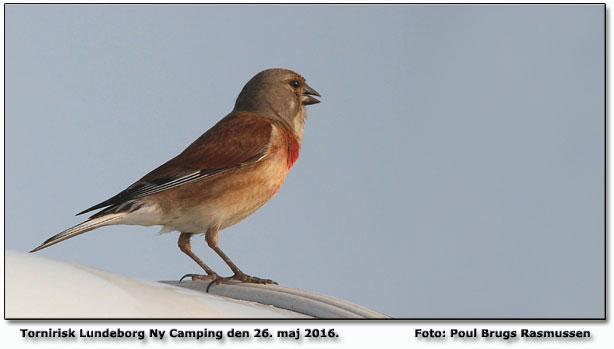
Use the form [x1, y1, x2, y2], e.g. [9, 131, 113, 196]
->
[30, 213, 125, 253]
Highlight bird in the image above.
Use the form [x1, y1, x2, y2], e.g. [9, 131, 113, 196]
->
[30, 68, 321, 286]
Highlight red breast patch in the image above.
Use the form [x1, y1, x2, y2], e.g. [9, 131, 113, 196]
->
[287, 135, 300, 169]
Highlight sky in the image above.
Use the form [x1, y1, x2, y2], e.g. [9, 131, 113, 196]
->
[4, 4, 604, 318]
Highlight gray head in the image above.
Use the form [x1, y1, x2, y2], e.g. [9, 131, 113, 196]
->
[233, 68, 320, 141]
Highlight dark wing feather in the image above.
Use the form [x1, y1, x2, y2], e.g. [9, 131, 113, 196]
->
[77, 112, 273, 216]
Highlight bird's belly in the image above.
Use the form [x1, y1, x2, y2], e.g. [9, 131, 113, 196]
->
[161, 155, 289, 233]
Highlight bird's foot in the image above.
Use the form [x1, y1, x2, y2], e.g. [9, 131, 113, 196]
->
[179, 273, 219, 283]
[206, 271, 277, 292]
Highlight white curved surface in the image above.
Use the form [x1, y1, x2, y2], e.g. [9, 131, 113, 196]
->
[5, 250, 306, 319]
[170, 281, 389, 318]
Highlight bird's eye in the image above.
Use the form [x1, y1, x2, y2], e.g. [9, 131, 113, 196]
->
[290, 80, 300, 88]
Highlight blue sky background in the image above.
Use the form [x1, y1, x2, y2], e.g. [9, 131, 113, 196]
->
[5, 4, 604, 318]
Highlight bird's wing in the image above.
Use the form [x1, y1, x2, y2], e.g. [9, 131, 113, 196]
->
[77, 113, 274, 216]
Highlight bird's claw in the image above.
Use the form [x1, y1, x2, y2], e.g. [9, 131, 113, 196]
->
[206, 272, 277, 292]
[179, 273, 218, 283]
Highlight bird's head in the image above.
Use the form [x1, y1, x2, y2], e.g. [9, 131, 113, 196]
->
[233, 68, 321, 142]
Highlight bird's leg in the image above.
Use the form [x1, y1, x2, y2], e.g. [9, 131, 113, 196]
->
[177, 232, 219, 282]
[205, 227, 277, 288]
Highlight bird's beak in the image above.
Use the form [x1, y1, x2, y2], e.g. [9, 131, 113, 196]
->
[302, 83, 321, 105]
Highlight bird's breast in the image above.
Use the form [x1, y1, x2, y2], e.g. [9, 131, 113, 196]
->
[206, 150, 291, 230]
[286, 134, 300, 169]
[154, 124, 299, 234]
[158, 146, 291, 233]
